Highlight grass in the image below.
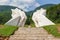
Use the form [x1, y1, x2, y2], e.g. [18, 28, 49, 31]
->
[43, 24, 60, 37]
[0, 25, 18, 37]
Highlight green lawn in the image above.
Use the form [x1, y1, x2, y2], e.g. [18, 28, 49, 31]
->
[0, 25, 18, 37]
[43, 24, 60, 37]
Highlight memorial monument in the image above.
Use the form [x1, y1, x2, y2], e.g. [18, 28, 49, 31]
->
[32, 8, 55, 27]
[5, 8, 27, 27]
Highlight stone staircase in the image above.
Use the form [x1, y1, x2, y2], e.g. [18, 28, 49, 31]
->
[9, 27, 60, 40]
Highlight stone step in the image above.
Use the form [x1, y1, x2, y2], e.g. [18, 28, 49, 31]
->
[9, 27, 60, 40]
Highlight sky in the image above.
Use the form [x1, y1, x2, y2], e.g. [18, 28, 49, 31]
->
[0, 0, 60, 12]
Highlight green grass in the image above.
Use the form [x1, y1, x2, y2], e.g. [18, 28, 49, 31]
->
[0, 25, 18, 37]
[43, 24, 60, 37]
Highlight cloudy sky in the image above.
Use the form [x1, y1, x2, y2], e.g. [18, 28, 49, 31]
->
[0, 0, 60, 11]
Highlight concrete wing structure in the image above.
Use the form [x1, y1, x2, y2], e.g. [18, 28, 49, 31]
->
[32, 8, 55, 27]
[5, 8, 27, 27]
[5, 16, 21, 26]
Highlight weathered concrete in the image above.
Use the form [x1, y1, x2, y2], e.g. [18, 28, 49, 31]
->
[32, 8, 55, 27]
[5, 8, 27, 27]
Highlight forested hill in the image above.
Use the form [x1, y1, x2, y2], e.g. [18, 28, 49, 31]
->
[46, 4, 60, 23]
[0, 5, 17, 24]
[0, 5, 17, 11]
[36, 4, 55, 9]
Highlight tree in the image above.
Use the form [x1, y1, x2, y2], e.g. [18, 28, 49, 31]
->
[46, 4, 60, 23]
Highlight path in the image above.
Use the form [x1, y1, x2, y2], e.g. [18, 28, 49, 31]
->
[9, 27, 60, 40]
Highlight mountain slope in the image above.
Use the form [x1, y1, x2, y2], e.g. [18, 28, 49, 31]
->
[0, 5, 17, 24]
[46, 4, 60, 23]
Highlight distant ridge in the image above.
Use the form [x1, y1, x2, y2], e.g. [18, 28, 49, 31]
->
[0, 5, 17, 11]
[33, 4, 56, 12]
[26, 4, 56, 16]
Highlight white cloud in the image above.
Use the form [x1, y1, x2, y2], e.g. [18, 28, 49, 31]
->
[0, 0, 40, 11]
[0, 0, 10, 5]
[18, 0, 35, 3]
[35, 3, 40, 7]
[0, 0, 7, 2]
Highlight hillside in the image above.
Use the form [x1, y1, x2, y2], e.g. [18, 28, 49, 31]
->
[0, 5, 17, 24]
[36, 4, 55, 9]
[46, 4, 60, 23]
[0, 5, 16, 11]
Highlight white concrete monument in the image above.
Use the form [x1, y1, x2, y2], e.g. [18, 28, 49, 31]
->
[32, 8, 55, 27]
[5, 8, 27, 27]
